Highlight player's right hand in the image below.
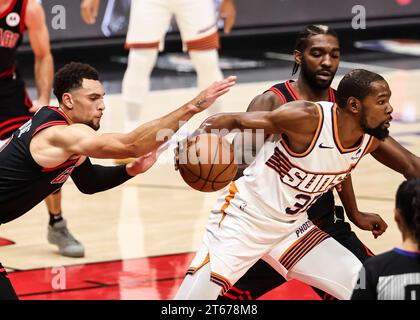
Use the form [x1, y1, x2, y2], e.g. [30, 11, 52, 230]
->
[81, 0, 100, 25]
[351, 211, 388, 239]
[191, 76, 236, 112]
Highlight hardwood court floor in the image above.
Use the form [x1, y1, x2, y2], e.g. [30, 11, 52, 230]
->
[1, 70, 419, 299]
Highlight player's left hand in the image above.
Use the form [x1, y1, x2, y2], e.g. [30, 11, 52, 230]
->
[351, 211, 388, 239]
[219, 0, 236, 33]
[126, 142, 169, 176]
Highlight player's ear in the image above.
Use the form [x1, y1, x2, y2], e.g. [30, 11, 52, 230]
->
[394, 208, 402, 229]
[293, 50, 302, 65]
[62, 93, 74, 109]
[347, 97, 360, 114]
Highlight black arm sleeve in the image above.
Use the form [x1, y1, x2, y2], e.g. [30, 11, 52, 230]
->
[70, 158, 133, 194]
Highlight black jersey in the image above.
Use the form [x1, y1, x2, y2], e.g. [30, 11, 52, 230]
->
[0, 0, 27, 78]
[351, 248, 420, 300]
[0, 107, 79, 224]
[266, 80, 337, 223]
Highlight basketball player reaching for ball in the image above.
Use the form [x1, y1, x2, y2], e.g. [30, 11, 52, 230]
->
[0, 62, 236, 300]
[0, 0, 85, 257]
[351, 178, 420, 300]
[220, 25, 386, 300]
[175, 69, 420, 300]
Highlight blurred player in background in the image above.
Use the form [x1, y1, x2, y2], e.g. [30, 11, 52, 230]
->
[81, 0, 236, 136]
[0, 0, 84, 257]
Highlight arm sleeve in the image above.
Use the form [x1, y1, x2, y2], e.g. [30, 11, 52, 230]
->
[70, 158, 133, 194]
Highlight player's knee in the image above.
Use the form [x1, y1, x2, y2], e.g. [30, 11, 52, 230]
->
[189, 50, 223, 88]
[125, 49, 158, 75]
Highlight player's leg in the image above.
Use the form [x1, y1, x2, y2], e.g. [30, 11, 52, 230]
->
[0, 263, 18, 300]
[176, 184, 289, 300]
[218, 259, 287, 300]
[45, 189, 85, 257]
[273, 235, 362, 300]
[325, 206, 375, 262]
[122, 0, 172, 133]
[308, 206, 374, 299]
[173, 0, 223, 113]
[175, 261, 223, 300]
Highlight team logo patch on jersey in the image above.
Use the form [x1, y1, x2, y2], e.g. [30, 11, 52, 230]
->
[17, 120, 32, 138]
[51, 167, 75, 184]
[6, 13, 20, 27]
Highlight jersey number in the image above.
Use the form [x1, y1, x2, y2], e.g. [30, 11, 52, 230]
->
[286, 194, 322, 215]
[405, 284, 420, 300]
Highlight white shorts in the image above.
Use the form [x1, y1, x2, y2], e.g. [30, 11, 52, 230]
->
[186, 182, 362, 299]
[126, 0, 219, 50]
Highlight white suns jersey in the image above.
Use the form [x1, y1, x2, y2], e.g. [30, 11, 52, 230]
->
[235, 101, 374, 221]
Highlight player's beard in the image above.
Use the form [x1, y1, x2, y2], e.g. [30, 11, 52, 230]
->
[361, 120, 389, 140]
[301, 58, 334, 90]
[87, 120, 100, 131]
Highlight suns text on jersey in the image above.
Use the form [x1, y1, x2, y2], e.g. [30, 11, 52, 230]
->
[282, 167, 349, 193]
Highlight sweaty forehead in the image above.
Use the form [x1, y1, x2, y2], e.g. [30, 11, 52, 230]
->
[306, 34, 339, 50]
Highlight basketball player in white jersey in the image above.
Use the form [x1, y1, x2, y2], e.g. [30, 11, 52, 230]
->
[81, 0, 236, 133]
[175, 69, 420, 300]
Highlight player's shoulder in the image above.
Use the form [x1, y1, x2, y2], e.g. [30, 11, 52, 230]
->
[25, 0, 46, 27]
[44, 123, 93, 142]
[265, 81, 291, 100]
[362, 250, 399, 272]
[269, 81, 289, 92]
[282, 100, 318, 114]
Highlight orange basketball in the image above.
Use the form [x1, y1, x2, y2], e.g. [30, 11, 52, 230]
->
[177, 133, 237, 192]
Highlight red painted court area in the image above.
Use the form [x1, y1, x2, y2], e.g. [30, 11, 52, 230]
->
[8, 253, 320, 300]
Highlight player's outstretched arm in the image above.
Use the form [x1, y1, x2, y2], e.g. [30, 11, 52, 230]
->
[45, 77, 236, 160]
[233, 91, 283, 179]
[369, 136, 420, 178]
[198, 100, 319, 136]
[338, 175, 388, 238]
[70, 146, 165, 194]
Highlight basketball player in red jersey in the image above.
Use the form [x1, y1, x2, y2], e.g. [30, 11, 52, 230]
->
[220, 25, 386, 300]
[0, 0, 86, 257]
[0, 62, 236, 299]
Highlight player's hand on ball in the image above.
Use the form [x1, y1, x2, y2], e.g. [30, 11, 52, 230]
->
[191, 76, 237, 112]
[126, 142, 169, 176]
